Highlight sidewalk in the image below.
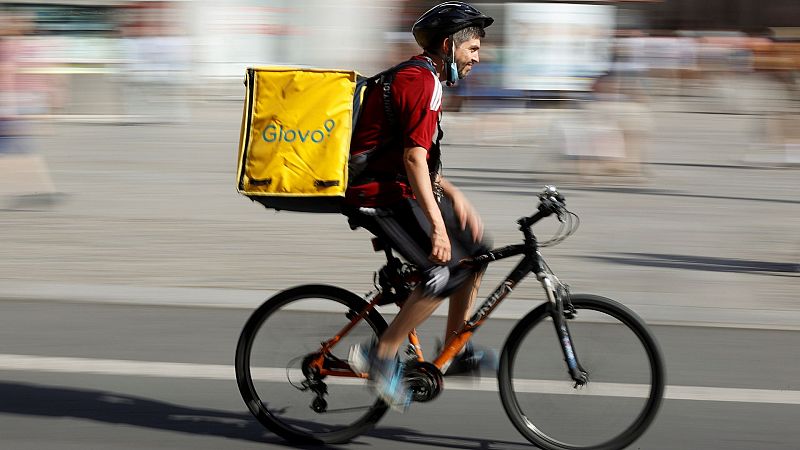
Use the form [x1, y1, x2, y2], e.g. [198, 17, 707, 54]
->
[1, 97, 797, 331]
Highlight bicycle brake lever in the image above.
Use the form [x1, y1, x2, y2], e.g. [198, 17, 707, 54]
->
[555, 207, 566, 223]
[538, 186, 566, 220]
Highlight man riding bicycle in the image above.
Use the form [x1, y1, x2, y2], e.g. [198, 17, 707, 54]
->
[343, 2, 494, 409]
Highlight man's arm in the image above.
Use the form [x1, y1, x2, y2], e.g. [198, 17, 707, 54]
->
[404, 146, 451, 264]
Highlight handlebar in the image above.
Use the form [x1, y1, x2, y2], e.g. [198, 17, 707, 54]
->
[458, 186, 576, 269]
[518, 185, 567, 229]
[515, 185, 580, 249]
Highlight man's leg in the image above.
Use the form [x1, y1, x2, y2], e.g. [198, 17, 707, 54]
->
[366, 286, 443, 410]
[439, 267, 496, 376]
[445, 268, 484, 343]
[374, 266, 484, 359]
[375, 286, 444, 359]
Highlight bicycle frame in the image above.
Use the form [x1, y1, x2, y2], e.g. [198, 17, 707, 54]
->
[310, 227, 588, 386]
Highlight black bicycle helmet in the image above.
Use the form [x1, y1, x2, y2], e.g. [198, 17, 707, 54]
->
[412, 1, 494, 50]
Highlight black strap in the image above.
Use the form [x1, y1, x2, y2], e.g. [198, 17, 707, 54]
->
[380, 59, 436, 129]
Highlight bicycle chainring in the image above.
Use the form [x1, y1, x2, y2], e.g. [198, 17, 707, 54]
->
[404, 361, 443, 403]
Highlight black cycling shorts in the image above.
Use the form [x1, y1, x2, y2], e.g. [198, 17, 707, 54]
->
[345, 197, 492, 298]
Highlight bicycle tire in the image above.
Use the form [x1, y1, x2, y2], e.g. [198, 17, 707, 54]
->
[498, 294, 665, 450]
[235, 284, 390, 444]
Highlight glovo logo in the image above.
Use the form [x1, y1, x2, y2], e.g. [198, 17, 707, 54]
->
[262, 119, 336, 144]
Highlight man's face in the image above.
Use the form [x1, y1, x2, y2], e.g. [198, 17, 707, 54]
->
[455, 37, 481, 79]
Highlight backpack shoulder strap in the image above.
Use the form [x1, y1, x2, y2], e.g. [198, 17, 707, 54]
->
[352, 59, 434, 137]
[389, 58, 437, 74]
[379, 58, 437, 128]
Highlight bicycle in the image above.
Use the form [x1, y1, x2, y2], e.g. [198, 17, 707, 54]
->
[235, 186, 665, 450]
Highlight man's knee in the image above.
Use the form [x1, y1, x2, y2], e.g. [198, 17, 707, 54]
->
[422, 265, 451, 298]
[423, 264, 484, 299]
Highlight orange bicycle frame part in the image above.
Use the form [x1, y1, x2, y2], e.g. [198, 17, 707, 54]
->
[308, 293, 385, 379]
[305, 293, 434, 378]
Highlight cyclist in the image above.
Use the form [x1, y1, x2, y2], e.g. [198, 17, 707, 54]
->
[343, 2, 494, 409]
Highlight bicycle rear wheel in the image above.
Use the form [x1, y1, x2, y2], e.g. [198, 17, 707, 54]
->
[235, 285, 389, 444]
[499, 294, 665, 450]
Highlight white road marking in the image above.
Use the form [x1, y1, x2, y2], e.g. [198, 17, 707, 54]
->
[1, 354, 799, 405]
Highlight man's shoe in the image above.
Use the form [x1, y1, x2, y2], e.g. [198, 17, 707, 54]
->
[369, 356, 411, 412]
[347, 342, 372, 375]
[442, 342, 497, 376]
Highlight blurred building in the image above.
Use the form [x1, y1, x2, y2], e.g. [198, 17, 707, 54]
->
[649, 0, 798, 31]
[2, 0, 411, 116]
[2, 0, 797, 117]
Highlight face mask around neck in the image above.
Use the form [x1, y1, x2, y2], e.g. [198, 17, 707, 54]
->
[445, 38, 458, 86]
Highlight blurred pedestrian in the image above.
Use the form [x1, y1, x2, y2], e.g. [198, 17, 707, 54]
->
[565, 72, 650, 182]
[0, 11, 62, 209]
[119, 2, 191, 124]
[160, 18, 192, 123]
[757, 40, 800, 163]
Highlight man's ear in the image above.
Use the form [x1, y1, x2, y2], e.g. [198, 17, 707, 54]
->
[440, 36, 452, 56]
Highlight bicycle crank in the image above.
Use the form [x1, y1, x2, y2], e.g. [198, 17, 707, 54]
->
[404, 361, 443, 403]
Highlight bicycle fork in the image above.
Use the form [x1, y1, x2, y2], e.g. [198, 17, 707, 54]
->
[538, 272, 589, 387]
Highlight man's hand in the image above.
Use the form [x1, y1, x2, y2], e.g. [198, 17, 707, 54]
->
[430, 222, 451, 264]
[451, 192, 484, 243]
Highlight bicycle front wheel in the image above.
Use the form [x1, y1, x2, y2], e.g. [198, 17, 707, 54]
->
[235, 285, 389, 444]
[499, 294, 665, 450]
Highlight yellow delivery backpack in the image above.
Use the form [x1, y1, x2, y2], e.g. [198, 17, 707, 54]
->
[236, 60, 436, 213]
[236, 67, 360, 213]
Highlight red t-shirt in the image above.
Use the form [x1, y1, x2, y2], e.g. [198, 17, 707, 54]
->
[345, 55, 443, 207]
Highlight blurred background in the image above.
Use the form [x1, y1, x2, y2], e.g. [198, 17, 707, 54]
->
[1, 1, 799, 448]
[0, 1, 798, 116]
[1, 0, 796, 295]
